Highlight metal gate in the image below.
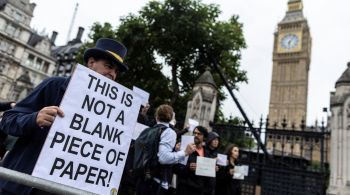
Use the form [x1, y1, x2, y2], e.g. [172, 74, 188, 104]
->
[212, 119, 330, 195]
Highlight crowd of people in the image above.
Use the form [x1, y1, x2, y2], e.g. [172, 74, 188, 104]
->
[119, 104, 242, 195]
[0, 38, 243, 195]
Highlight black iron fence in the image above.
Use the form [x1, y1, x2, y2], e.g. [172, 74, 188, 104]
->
[212, 119, 330, 195]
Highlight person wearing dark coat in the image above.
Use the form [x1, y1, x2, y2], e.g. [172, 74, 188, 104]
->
[203, 132, 220, 195]
[136, 103, 152, 127]
[0, 102, 15, 111]
[0, 101, 15, 159]
[0, 38, 129, 195]
[119, 103, 151, 195]
[215, 144, 241, 195]
[175, 126, 210, 195]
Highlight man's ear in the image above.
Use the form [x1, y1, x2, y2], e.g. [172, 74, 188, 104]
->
[86, 57, 95, 68]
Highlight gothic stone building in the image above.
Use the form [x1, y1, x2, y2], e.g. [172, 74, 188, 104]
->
[0, 0, 56, 102]
[52, 27, 84, 77]
[328, 62, 350, 195]
[184, 70, 217, 131]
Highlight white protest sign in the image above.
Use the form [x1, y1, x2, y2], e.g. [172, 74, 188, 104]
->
[188, 118, 199, 133]
[216, 154, 228, 166]
[233, 165, 249, 180]
[132, 123, 149, 140]
[195, 156, 216, 177]
[180, 135, 194, 150]
[32, 64, 141, 195]
[179, 135, 194, 165]
[233, 172, 244, 180]
[132, 86, 149, 106]
[180, 156, 189, 165]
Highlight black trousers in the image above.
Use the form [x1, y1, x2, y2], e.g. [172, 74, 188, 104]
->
[135, 178, 169, 195]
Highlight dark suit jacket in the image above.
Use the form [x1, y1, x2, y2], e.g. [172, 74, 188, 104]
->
[0, 77, 69, 195]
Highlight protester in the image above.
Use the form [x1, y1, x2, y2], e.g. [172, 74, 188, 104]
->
[0, 102, 15, 111]
[137, 103, 152, 126]
[135, 104, 196, 195]
[215, 144, 241, 195]
[119, 103, 152, 195]
[175, 126, 209, 195]
[168, 112, 191, 195]
[169, 113, 189, 145]
[205, 131, 220, 159]
[0, 101, 16, 160]
[0, 38, 128, 195]
[204, 131, 220, 195]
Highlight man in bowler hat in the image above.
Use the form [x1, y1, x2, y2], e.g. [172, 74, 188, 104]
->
[0, 38, 128, 195]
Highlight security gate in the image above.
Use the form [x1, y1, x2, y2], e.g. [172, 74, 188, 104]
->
[212, 120, 330, 195]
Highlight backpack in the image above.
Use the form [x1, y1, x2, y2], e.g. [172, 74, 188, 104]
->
[133, 124, 167, 179]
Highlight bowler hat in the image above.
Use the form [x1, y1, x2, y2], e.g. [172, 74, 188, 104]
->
[83, 38, 128, 72]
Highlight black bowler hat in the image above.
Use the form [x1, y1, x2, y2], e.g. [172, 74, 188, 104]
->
[83, 38, 128, 72]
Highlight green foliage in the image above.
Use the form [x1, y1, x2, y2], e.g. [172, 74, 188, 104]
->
[216, 114, 244, 125]
[218, 132, 256, 153]
[215, 116, 256, 152]
[78, 0, 247, 120]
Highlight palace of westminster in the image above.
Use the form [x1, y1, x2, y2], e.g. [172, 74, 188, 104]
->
[0, 0, 349, 194]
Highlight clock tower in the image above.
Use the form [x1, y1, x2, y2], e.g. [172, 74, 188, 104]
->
[268, 0, 311, 128]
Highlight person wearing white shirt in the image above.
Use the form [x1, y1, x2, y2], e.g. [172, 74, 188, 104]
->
[136, 104, 196, 195]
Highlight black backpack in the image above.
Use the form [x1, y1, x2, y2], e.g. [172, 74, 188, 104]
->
[133, 124, 167, 179]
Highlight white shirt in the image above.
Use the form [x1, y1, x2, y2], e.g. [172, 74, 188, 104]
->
[156, 122, 186, 189]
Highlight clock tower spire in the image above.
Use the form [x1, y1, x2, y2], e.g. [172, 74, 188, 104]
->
[287, 0, 303, 12]
[268, 0, 311, 128]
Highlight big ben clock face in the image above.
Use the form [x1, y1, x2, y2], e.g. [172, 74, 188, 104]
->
[277, 31, 302, 53]
[281, 34, 299, 49]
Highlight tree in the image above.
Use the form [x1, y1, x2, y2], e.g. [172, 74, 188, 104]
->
[137, 0, 247, 121]
[78, 0, 247, 122]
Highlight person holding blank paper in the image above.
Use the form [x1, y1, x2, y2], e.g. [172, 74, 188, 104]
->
[175, 126, 210, 195]
[135, 104, 196, 195]
[0, 38, 129, 195]
[215, 144, 241, 195]
[204, 131, 220, 195]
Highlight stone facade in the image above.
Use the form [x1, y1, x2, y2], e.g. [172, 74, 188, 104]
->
[184, 70, 217, 131]
[327, 62, 350, 195]
[52, 27, 84, 77]
[268, 0, 311, 128]
[0, 0, 56, 102]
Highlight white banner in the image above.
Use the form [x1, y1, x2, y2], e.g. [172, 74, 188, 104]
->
[188, 118, 199, 133]
[32, 64, 141, 195]
[216, 154, 228, 166]
[233, 165, 249, 180]
[195, 156, 216, 177]
[132, 123, 149, 140]
[179, 135, 194, 165]
[132, 86, 149, 106]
